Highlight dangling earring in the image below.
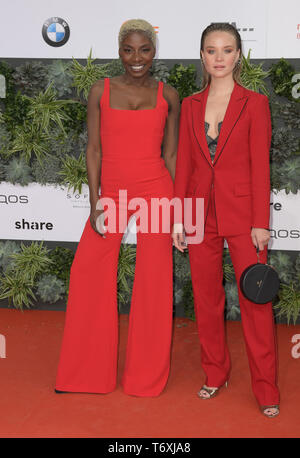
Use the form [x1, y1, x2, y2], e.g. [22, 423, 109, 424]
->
[235, 58, 241, 67]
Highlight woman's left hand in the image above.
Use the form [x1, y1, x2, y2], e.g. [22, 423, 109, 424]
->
[251, 228, 270, 251]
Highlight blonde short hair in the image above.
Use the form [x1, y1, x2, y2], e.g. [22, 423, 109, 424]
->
[118, 19, 156, 49]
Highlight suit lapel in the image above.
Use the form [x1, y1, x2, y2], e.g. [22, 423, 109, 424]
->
[191, 82, 249, 167]
[213, 83, 249, 165]
[191, 85, 212, 167]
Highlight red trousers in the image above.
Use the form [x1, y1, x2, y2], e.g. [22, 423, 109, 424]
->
[188, 190, 280, 406]
[55, 195, 173, 396]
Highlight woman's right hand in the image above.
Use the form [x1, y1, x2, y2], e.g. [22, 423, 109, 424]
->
[89, 207, 106, 237]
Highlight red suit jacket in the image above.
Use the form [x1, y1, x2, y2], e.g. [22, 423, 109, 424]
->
[174, 82, 272, 236]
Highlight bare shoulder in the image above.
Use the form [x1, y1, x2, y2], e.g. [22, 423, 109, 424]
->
[162, 83, 180, 109]
[163, 83, 179, 101]
[88, 78, 105, 103]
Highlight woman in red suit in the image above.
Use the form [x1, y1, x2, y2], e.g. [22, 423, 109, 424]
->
[172, 23, 280, 417]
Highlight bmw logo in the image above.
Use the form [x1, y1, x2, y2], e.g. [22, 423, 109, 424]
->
[42, 17, 70, 47]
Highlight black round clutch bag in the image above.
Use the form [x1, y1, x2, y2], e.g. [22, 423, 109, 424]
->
[240, 249, 280, 304]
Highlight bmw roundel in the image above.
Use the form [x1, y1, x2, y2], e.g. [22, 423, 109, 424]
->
[42, 17, 70, 47]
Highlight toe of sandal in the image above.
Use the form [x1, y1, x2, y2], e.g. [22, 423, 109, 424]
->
[260, 405, 280, 418]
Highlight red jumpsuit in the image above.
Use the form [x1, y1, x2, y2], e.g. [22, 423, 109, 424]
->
[55, 78, 174, 396]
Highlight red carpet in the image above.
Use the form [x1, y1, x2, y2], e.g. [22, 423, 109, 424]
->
[0, 308, 299, 438]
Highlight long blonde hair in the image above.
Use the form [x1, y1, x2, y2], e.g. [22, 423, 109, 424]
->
[198, 23, 244, 93]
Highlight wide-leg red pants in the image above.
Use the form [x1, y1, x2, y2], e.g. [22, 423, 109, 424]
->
[188, 190, 280, 406]
[55, 195, 173, 396]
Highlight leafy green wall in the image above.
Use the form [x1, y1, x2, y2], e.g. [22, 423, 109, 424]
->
[0, 53, 299, 323]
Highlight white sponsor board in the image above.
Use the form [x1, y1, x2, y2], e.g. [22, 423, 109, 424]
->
[0, 182, 136, 243]
[269, 190, 300, 251]
[0, 0, 299, 59]
[0, 183, 299, 249]
[266, 0, 300, 58]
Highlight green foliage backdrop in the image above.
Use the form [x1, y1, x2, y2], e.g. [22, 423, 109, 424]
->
[0, 51, 299, 323]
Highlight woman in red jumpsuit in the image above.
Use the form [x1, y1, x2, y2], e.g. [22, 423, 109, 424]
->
[55, 19, 180, 396]
[172, 23, 280, 417]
